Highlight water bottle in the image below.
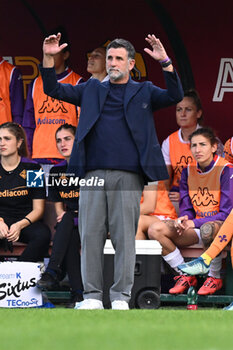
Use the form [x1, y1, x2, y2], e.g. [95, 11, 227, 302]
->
[187, 286, 198, 310]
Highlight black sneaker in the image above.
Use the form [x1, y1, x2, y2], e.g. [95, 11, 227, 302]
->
[66, 291, 83, 309]
[37, 271, 60, 291]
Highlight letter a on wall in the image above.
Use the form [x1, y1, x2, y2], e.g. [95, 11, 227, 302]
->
[213, 58, 233, 102]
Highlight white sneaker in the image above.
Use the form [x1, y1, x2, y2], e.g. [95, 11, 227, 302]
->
[74, 299, 104, 310]
[178, 257, 210, 276]
[111, 300, 129, 310]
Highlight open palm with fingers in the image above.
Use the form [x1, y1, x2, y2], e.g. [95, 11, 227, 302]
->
[144, 34, 168, 61]
[43, 32, 68, 56]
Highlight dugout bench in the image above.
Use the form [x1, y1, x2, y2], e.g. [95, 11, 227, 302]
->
[1, 240, 233, 308]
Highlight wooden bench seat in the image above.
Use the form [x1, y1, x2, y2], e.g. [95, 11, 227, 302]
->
[180, 243, 228, 259]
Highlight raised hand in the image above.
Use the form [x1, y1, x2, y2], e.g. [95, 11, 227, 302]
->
[144, 34, 168, 62]
[43, 32, 68, 56]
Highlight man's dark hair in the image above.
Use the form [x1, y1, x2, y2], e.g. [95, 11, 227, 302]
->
[107, 39, 135, 60]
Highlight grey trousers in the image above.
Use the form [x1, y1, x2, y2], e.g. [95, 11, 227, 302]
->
[79, 169, 144, 302]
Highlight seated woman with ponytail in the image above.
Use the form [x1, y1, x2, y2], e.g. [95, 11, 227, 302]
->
[0, 122, 51, 261]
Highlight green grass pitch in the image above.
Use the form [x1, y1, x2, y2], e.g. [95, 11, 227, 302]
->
[0, 308, 233, 350]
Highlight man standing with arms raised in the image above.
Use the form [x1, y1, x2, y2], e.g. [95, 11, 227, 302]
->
[39, 32, 183, 310]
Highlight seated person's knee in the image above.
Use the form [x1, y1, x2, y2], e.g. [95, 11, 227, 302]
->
[148, 221, 165, 240]
[200, 222, 215, 247]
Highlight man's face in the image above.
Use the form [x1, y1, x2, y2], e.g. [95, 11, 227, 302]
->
[106, 47, 135, 83]
[87, 48, 106, 75]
